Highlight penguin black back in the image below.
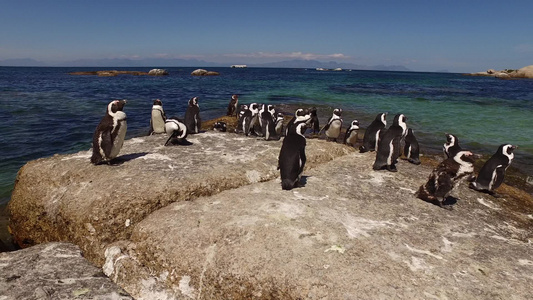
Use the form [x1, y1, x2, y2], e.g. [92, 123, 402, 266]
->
[403, 128, 421, 165]
[278, 121, 308, 190]
[360, 113, 386, 153]
[227, 94, 239, 116]
[469, 144, 516, 193]
[184, 96, 201, 134]
[443, 133, 462, 159]
[91, 99, 127, 165]
[372, 114, 407, 172]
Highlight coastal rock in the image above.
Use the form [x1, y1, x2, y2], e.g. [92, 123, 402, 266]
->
[8, 131, 352, 265]
[465, 65, 533, 79]
[191, 69, 220, 76]
[148, 68, 169, 76]
[0, 242, 132, 299]
[514, 65, 533, 78]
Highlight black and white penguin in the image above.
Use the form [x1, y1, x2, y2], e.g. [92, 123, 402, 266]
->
[309, 107, 320, 135]
[285, 108, 311, 135]
[469, 144, 516, 194]
[149, 99, 166, 135]
[91, 99, 128, 165]
[359, 113, 387, 153]
[403, 128, 421, 165]
[275, 112, 285, 137]
[372, 114, 407, 172]
[278, 121, 308, 190]
[236, 104, 248, 133]
[241, 103, 259, 136]
[213, 121, 227, 132]
[227, 94, 239, 117]
[443, 133, 462, 159]
[184, 96, 201, 134]
[261, 104, 278, 140]
[164, 118, 189, 146]
[417, 150, 475, 208]
[322, 108, 343, 142]
[343, 120, 360, 147]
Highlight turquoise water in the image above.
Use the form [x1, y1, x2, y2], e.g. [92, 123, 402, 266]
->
[1, 67, 532, 204]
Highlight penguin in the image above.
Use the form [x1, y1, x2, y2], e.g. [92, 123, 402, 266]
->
[278, 121, 308, 190]
[309, 107, 320, 136]
[236, 104, 248, 133]
[417, 150, 475, 208]
[469, 144, 516, 194]
[443, 133, 462, 159]
[241, 103, 259, 136]
[275, 112, 285, 137]
[227, 94, 239, 117]
[343, 120, 360, 147]
[403, 128, 421, 165]
[149, 99, 166, 135]
[285, 108, 311, 136]
[261, 104, 278, 140]
[91, 99, 128, 165]
[360, 113, 387, 153]
[184, 96, 201, 134]
[372, 114, 407, 172]
[213, 121, 227, 132]
[253, 104, 266, 136]
[322, 108, 343, 142]
[164, 118, 189, 146]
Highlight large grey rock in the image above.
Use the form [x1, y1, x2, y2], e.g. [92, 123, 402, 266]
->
[191, 69, 220, 76]
[148, 69, 169, 76]
[0, 242, 132, 299]
[8, 132, 352, 265]
[103, 153, 533, 299]
[466, 65, 533, 79]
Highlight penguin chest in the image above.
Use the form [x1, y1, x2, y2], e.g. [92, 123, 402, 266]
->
[110, 120, 127, 159]
[151, 110, 166, 133]
[326, 120, 342, 138]
[346, 130, 358, 145]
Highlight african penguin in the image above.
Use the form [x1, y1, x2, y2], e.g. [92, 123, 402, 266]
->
[360, 113, 386, 153]
[417, 150, 475, 208]
[227, 94, 239, 117]
[372, 114, 407, 172]
[164, 118, 189, 146]
[149, 99, 166, 135]
[443, 133, 462, 159]
[278, 120, 308, 190]
[403, 128, 421, 165]
[322, 108, 343, 142]
[241, 103, 259, 136]
[91, 99, 127, 165]
[236, 104, 248, 133]
[344, 120, 360, 147]
[184, 96, 201, 134]
[285, 108, 311, 136]
[213, 121, 227, 132]
[309, 107, 320, 135]
[469, 144, 516, 194]
[261, 104, 278, 140]
[275, 113, 285, 137]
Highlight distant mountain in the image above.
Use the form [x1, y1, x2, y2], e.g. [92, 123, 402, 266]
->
[0, 58, 47, 67]
[249, 59, 411, 72]
[54, 57, 221, 67]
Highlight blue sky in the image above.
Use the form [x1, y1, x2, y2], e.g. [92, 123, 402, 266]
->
[1, 0, 532, 72]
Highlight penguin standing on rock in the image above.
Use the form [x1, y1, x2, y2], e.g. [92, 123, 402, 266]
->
[275, 112, 285, 137]
[373, 114, 407, 172]
[322, 108, 343, 142]
[309, 107, 320, 136]
[227, 94, 239, 117]
[91, 99, 128, 165]
[184, 97, 201, 134]
[278, 121, 308, 190]
[403, 128, 421, 165]
[417, 150, 475, 208]
[236, 104, 248, 133]
[285, 108, 311, 135]
[469, 144, 516, 195]
[149, 99, 166, 135]
[241, 103, 259, 136]
[360, 113, 386, 153]
[344, 120, 360, 147]
[443, 133, 462, 159]
[164, 118, 190, 146]
[261, 104, 278, 140]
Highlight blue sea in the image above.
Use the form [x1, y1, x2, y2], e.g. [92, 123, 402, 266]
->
[1, 67, 532, 205]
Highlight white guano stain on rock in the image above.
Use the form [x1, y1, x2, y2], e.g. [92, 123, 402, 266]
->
[518, 259, 533, 266]
[405, 244, 445, 260]
[341, 216, 395, 238]
[60, 151, 91, 161]
[441, 236, 453, 253]
[477, 198, 500, 210]
[246, 170, 262, 183]
[103, 246, 129, 278]
[178, 275, 196, 299]
[324, 245, 346, 254]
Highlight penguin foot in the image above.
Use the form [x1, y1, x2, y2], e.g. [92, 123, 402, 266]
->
[386, 165, 398, 172]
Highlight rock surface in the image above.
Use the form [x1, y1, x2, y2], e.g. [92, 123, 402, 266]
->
[8, 127, 533, 299]
[466, 65, 533, 79]
[0, 242, 132, 299]
[69, 70, 167, 76]
[191, 69, 220, 76]
[148, 69, 169, 76]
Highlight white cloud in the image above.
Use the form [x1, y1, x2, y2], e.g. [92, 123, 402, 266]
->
[223, 51, 350, 60]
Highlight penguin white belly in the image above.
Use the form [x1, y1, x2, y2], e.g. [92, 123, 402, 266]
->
[326, 121, 342, 138]
[110, 120, 127, 159]
[151, 111, 166, 133]
[346, 131, 357, 145]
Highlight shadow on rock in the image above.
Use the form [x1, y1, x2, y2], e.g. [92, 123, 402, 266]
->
[108, 152, 150, 165]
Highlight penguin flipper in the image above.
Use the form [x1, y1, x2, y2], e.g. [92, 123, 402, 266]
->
[100, 130, 113, 158]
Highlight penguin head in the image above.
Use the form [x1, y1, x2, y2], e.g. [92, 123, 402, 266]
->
[189, 97, 199, 107]
[445, 133, 458, 146]
[153, 99, 163, 106]
[499, 144, 517, 159]
[294, 108, 311, 122]
[267, 104, 275, 114]
[377, 113, 387, 126]
[108, 99, 127, 115]
[350, 120, 360, 130]
[310, 107, 318, 116]
[249, 103, 259, 116]
[232, 94, 238, 101]
[333, 108, 342, 116]
[454, 150, 475, 165]
[294, 121, 308, 137]
[276, 112, 284, 122]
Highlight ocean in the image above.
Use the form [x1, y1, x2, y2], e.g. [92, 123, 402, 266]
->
[1, 66, 532, 206]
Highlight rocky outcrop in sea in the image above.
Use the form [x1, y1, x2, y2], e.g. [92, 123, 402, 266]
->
[466, 64, 533, 79]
